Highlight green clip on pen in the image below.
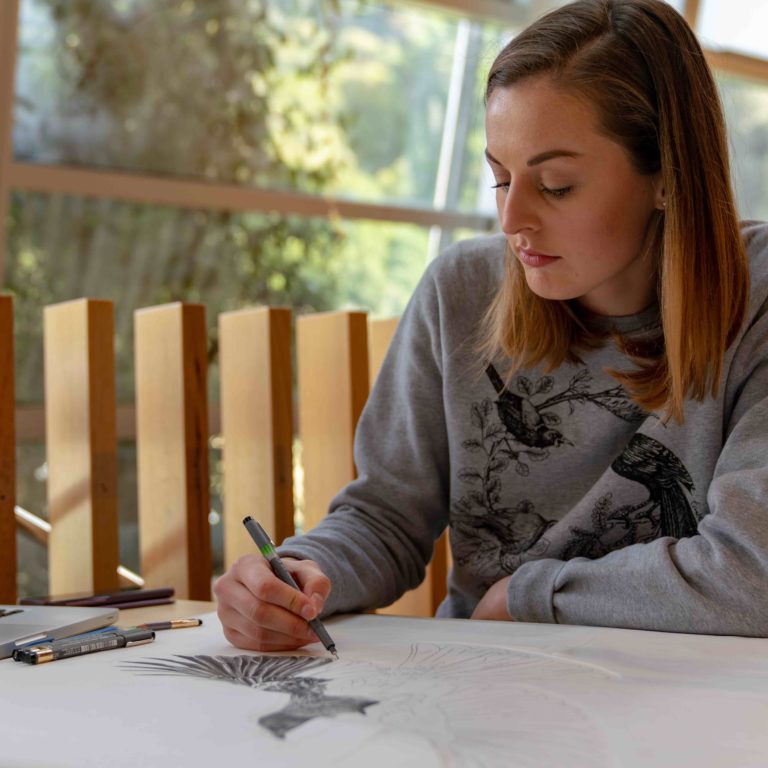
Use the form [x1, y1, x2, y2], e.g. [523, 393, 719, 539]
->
[242, 516, 338, 660]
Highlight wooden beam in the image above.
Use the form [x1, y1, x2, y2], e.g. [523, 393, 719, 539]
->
[44, 299, 120, 596]
[0, 296, 15, 602]
[134, 303, 212, 600]
[8, 163, 497, 232]
[404, 0, 527, 25]
[705, 50, 768, 84]
[682, 0, 701, 29]
[0, 0, 20, 288]
[296, 311, 369, 532]
[219, 307, 294, 566]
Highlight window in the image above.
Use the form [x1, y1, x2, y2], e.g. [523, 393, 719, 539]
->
[718, 74, 768, 221]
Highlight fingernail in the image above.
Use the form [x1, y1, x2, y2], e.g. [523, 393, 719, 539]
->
[301, 604, 316, 621]
[312, 592, 324, 612]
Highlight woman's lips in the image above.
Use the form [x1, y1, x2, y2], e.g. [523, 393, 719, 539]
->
[518, 248, 560, 268]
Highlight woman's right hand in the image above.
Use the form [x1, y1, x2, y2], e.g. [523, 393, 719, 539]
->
[213, 555, 331, 652]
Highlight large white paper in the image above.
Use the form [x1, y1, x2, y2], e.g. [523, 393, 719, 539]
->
[2, 613, 768, 767]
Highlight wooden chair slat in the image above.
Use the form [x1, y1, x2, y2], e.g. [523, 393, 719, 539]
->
[44, 299, 119, 596]
[219, 307, 294, 567]
[135, 302, 212, 600]
[297, 311, 369, 533]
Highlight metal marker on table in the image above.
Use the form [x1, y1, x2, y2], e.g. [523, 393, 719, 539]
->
[134, 618, 203, 632]
[242, 516, 338, 660]
[12, 628, 155, 665]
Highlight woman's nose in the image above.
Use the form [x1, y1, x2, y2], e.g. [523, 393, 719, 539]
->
[498, 183, 539, 235]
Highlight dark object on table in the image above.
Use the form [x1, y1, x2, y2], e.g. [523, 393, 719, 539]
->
[19, 587, 175, 609]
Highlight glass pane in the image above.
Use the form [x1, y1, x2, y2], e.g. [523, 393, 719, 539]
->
[698, 0, 768, 61]
[718, 74, 768, 221]
[14, 0, 499, 211]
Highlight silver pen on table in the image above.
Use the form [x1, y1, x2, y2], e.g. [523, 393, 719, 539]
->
[242, 516, 339, 660]
[12, 628, 155, 664]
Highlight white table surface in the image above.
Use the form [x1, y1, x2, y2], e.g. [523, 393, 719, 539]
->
[2, 611, 767, 767]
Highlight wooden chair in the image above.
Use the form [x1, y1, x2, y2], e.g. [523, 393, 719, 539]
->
[4, 297, 449, 614]
[6, 298, 213, 601]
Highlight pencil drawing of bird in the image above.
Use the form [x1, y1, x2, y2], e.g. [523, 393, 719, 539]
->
[123, 644, 611, 765]
[610, 433, 698, 539]
[122, 654, 378, 739]
[485, 364, 572, 449]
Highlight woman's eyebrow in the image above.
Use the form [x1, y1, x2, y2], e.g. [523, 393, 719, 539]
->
[527, 149, 582, 166]
[484, 148, 582, 166]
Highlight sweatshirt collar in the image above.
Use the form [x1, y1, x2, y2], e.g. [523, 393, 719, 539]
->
[575, 301, 661, 336]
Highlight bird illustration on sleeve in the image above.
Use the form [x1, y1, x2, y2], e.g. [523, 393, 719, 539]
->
[610, 433, 699, 539]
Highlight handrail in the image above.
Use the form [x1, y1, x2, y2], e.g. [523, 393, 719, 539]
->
[14, 505, 145, 589]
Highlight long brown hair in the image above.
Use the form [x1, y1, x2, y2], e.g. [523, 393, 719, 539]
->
[480, 0, 749, 423]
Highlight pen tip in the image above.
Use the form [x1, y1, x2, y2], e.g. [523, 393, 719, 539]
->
[331, 648, 339, 660]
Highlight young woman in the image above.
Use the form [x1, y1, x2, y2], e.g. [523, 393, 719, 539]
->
[214, 0, 768, 650]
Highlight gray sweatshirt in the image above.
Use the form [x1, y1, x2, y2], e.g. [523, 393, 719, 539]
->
[280, 221, 768, 636]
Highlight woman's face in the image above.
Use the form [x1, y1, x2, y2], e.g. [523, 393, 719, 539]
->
[485, 76, 663, 316]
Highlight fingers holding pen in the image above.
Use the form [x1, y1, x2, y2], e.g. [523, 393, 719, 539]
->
[284, 558, 331, 619]
[222, 625, 308, 654]
[213, 555, 320, 650]
[219, 599, 317, 652]
[218, 600, 316, 651]
[236, 555, 319, 618]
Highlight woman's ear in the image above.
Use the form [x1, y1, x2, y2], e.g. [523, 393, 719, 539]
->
[653, 174, 666, 211]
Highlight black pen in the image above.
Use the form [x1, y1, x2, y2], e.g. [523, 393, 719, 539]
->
[242, 516, 339, 660]
[133, 618, 203, 631]
[12, 628, 155, 665]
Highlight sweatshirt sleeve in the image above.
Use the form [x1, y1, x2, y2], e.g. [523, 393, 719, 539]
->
[507, 296, 768, 636]
[277, 258, 451, 617]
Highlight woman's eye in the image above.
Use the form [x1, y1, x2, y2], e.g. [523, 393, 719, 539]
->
[490, 181, 572, 198]
[540, 185, 572, 199]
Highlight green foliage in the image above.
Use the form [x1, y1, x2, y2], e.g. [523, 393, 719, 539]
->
[8, 0, 368, 402]
[35, 0, 351, 190]
[8, 0, 488, 409]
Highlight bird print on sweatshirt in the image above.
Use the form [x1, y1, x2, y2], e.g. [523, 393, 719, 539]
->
[563, 434, 700, 559]
[451, 364, 697, 586]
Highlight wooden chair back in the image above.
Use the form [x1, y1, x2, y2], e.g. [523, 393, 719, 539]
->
[4, 298, 449, 614]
